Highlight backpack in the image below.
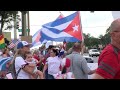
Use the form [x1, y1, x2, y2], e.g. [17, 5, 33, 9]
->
[5, 56, 22, 79]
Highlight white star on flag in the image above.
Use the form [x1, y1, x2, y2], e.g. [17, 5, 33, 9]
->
[72, 24, 79, 32]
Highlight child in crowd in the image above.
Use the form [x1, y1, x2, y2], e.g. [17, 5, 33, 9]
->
[54, 49, 75, 79]
[24, 51, 44, 79]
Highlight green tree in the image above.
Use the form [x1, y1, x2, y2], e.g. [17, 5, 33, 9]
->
[84, 33, 91, 48]
[104, 33, 111, 45]
[62, 26, 111, 51]
[0, 11, 20, 35]
[66, 42, 74, 50]
[98, 27, 111, 46]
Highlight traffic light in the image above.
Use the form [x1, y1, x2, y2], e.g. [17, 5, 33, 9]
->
[4, 38, 10, 45]
[16, 21, 19, 29]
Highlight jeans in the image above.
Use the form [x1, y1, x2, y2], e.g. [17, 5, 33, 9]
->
[45, 68, 55, 79]
[45, 68, 48, 79]
[47, 74, 54, 79]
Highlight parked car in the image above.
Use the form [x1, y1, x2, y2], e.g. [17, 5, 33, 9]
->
[83, 56, 94, 63]
[89, 49, 100, 57]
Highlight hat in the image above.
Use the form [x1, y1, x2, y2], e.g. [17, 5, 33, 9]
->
[17, 41, 31, 49]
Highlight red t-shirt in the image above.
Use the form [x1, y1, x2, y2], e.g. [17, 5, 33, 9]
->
[96, 44, 120, 79]
[65, 58, 71, 68]
[60, 58, 71, 70]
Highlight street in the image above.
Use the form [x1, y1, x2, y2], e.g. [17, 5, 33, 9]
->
[83, 53, 99, 79]
[83, 53, 99, 63]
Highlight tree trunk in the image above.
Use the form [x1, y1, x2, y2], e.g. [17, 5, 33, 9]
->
[0, 16, 4, 35]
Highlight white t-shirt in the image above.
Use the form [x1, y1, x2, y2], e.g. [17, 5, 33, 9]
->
[15, 56, 30, 79]
[46, 56, 61, 75]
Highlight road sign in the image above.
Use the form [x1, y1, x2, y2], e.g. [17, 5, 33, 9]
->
[18, 29, 30, 32]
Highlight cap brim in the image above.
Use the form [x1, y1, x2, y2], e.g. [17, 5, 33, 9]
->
[24, 43, 32, 48]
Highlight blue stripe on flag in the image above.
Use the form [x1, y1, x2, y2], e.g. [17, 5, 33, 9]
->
[0, 57, 12, 71]
[40, 31, 79, 42]
[0, 58, 10, 65]
[43, 12, 77, 27]
[1, 59, 11, 71]
[42, 26, 62, 34]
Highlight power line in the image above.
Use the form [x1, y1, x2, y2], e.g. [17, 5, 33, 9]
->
[28, 25, 109, 28]
[18, 25, 110, 28]
[82, 26, 109, 28]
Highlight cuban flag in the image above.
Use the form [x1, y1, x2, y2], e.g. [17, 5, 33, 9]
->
[32, 13, 64, 47]
[32, 29, 42, 47]
[0, 57, 13, 71]
[40, 11, 83, 43]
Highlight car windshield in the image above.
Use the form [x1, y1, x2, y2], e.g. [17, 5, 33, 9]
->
[92, 50, 98, 52]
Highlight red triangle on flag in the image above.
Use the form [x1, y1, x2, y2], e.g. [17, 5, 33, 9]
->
[35, 32, 41, 42]
[63, 12, 83, 41]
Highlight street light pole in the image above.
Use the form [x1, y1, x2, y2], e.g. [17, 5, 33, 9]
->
[27, 11, 30, 36]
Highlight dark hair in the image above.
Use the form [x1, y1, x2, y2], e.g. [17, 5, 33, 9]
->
[2, 48, 8, 54]
[51, 49, 59, 56]
[48, 45, 54, 50]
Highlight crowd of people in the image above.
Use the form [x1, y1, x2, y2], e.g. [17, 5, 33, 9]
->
[0, 40, 96, 79]
[0, 18, 120, 79]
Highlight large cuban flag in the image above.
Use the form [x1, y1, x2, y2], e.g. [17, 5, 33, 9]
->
[40, 11, 83, 43]
[32, 13, 64, 47]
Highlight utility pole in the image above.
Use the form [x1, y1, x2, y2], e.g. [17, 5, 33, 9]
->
[27, 11, 30, 36]
[21, 11, 27, 36]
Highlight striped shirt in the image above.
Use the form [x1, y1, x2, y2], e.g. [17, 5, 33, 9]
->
[96, 44, 120, 79]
